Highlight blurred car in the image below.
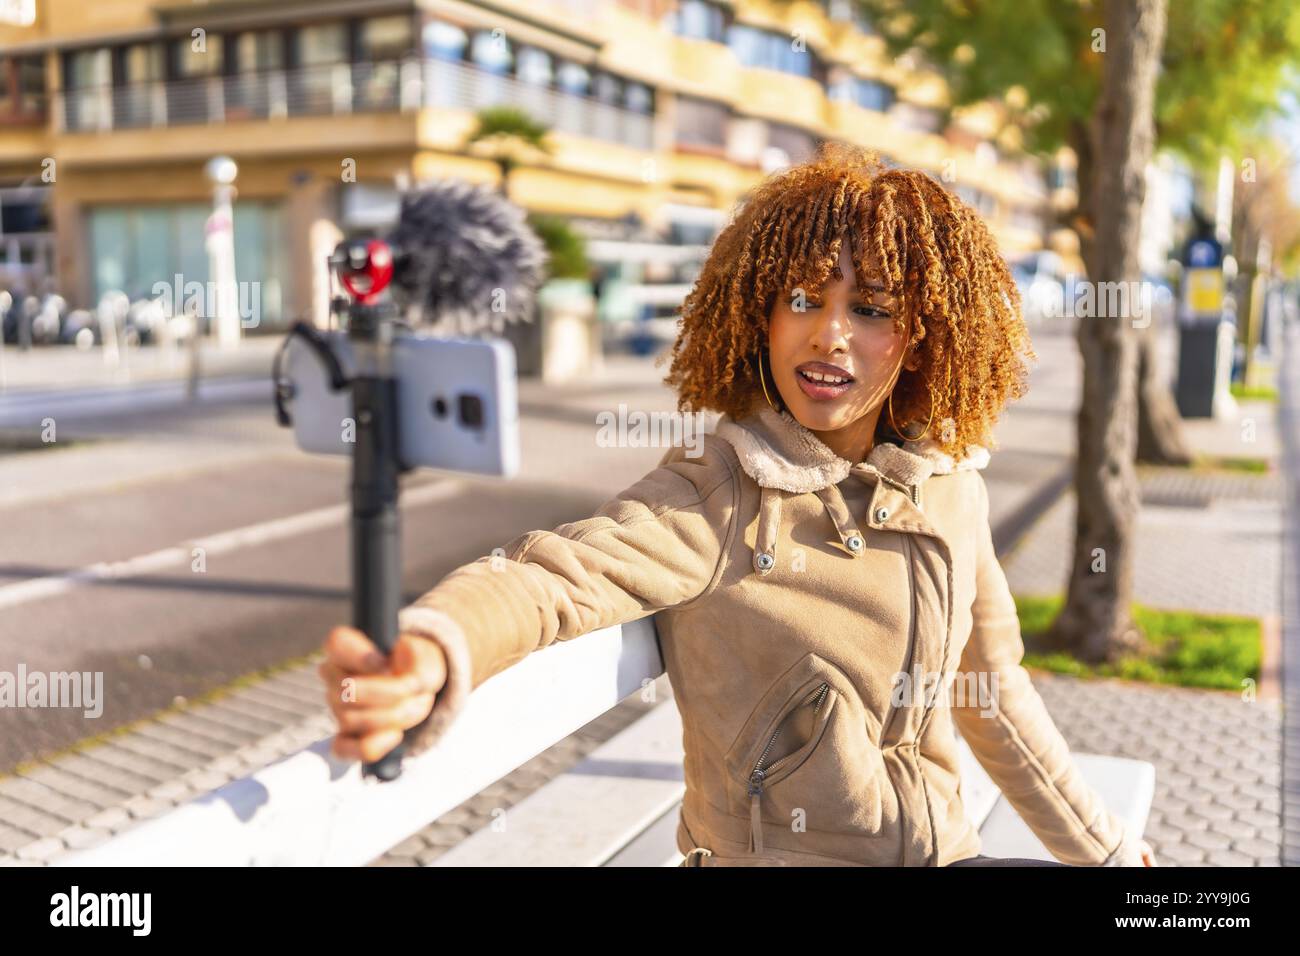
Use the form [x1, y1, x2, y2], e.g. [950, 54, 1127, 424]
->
[1009, 251, 1067, 332]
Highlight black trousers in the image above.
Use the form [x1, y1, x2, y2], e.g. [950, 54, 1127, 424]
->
[946, 854, 1072, 866]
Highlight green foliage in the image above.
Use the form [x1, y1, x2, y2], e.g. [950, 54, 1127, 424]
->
[847, 0, 1300, 164]
[527, 213, 590, 279]
[466, 106, 554, 180]
[1188, 454, 1271, 474]
[1157, 1, 1300, 165]
[1228, 382, 1278, 402]
[468, 105, 553, 148]
[1014, 593, 1261, 690]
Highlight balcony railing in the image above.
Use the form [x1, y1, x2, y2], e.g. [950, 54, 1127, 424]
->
[54, 57, 654, 151]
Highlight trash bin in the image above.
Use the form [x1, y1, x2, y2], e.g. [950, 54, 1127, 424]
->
[541, 279, 599, 383]
[1175, 317, 1237, 419]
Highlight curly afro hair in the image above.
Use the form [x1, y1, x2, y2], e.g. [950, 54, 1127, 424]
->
[661, 141, 1036, 461]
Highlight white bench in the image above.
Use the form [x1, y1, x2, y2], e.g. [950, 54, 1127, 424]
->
[56, 613, 1153, 867]
[433, 685, 1155, 867]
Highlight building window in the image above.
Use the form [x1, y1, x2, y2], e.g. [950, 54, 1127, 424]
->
[1010, 204, 1044, 233]
[232, 32, 284, 73]
[768, 122, 818, 164]
[356, 16, 412, 111]
[222, 33, 283, 120]
[0, 55, 46, 120]
[288, 22, 349, 115]
[65, 47, 112, 88]
[955, 184, 996, 219]
[63, 48, 112, 129]
[675, 94, 728, 149]
[892, 102, 944, 134]
[294, 23, 349, 67]
[829, 75, 895, 113]
[825, 0, 874, 33]
[673, 0, 727, 42]
[119, 44, 163, 84]
[18, 56, 45, 113]
[359, 15, 414, 62]
[593, 71, 621, 104]
[470, 30, 512, 73]
[555, 61, 590, 96]
[728, 23, 813, 78]
[625, 80, 653, 114]
[423, 20, 468, 62]
[111, 45, 163, 127]
[1048, 164, 1076, 192]
[518, 47, 554, 87]
[173, 35, 224, 78]
[87, 201, 288, 327]
[0, 185, 51, 235]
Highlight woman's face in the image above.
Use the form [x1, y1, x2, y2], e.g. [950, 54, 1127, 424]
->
[767, 240, 913, 455]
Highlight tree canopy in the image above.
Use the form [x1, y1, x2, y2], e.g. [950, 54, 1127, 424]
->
[846, 0, 1300, 167]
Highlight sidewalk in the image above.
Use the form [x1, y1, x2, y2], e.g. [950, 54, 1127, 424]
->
[0, 330, 1287, 865]
[999, 329, 1288, 866]
[1280, 318, 1300, 867]
[0, 337, 280, 395]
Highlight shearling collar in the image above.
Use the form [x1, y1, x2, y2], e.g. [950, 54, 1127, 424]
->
[714, 405, 990, 495]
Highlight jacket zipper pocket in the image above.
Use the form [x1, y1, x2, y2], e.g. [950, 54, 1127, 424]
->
[746, 681, 832, 855]
[878, 534, 917, 747]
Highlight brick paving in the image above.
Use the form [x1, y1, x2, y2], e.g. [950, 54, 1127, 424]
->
[1279, 319, 1300, 867]
[1032, 673, 1282, 866]
[0, 666, 333, 864]
[1002, 468, 1282, 618]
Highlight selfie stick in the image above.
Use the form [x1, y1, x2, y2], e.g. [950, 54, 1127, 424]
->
[292, 182, 547, 783]
[331, 238, 408, 782]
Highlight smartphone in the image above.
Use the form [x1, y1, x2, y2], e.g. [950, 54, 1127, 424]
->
[282, 329, 519, 478]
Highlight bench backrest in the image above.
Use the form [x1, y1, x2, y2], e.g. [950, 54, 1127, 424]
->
[57, 617, 664, 866]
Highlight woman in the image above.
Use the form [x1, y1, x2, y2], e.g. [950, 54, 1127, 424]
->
[318, 142, 1157, 868]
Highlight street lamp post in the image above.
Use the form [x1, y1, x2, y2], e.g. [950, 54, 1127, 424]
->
[205, 156, 241, 351]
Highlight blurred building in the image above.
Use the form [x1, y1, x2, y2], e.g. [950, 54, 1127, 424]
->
[0, 0, 1052, 328]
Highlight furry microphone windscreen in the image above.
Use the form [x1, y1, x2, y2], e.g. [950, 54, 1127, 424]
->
[387, 179, 549, 337]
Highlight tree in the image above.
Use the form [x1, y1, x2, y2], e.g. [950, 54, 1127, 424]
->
[1230, 137, 1300, 384]
[464, 105, 554, 197]
[846, 0, 1300, 662]
[527, 213, 591, 280]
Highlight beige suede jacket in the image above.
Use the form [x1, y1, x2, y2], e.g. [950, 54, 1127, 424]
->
[395, 404, 1145, 867]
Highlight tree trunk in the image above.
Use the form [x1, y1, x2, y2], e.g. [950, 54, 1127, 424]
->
[1046, 0, 1168, 663]
[1136, 321, 1194, 463]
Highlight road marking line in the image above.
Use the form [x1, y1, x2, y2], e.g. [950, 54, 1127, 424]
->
[0, 479, 463, 611]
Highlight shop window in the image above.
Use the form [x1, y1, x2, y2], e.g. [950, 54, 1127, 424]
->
[675, 94, 728, 148]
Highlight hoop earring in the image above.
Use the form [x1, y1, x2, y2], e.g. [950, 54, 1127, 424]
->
[758, 350, 782, 413]
[888, 384, 934, 442]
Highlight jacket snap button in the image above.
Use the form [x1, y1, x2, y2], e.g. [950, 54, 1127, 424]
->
[874, 506, 890, 522]
[846, 534, 864, 552]
[756, 552, 774, 570]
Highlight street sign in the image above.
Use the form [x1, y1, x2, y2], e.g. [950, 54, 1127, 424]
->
[1186, 268, 1224, 316]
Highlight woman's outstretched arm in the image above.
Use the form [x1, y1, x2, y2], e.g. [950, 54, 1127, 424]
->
[388, 434, 741, 757]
